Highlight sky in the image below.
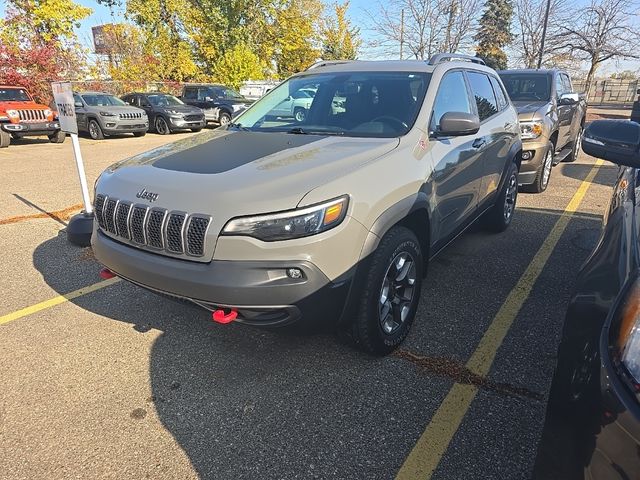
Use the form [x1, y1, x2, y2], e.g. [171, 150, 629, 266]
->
[2, 0, 638, 76]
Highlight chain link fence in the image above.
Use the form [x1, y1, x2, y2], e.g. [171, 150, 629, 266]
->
[573, 79, 639, 106]
[69, 80, 183, 96]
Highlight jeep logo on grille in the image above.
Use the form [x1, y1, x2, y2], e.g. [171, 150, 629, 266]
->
[136, 188, 159, 202]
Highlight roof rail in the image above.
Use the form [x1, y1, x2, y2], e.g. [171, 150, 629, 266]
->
[306, 60, 353, 70]
[428, 54, 486, 66]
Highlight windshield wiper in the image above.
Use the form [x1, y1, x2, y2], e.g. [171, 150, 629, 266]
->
[287, 127, 344, 136]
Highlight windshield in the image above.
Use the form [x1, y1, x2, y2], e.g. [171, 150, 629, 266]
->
[233, 71, 431, 138]
[147, 94, 184, 107]
[209, 86, 244, 99]
[81, 94, 127, 107]
[0, 88, 31, 102]
[499, 74, 551, 101]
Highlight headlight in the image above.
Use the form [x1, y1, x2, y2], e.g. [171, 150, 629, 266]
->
[6, 109, 18, 118]
[44, 109, 52, 117]
[520, 121, 544, 140]
[99, 111, 116, 117]
[617, 279, 640, 384]
[222, 196, 349, 241]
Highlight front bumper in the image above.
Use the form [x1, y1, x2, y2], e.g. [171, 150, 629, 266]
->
[168, 116, 205, 130]
[102, 119, 149, 134]
[518, 138, 550, 186]
[92, 230, 351, 327]
[1, 121, 60, 135]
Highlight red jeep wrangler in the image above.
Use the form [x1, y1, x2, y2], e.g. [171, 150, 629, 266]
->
[0, 85, 65, 148]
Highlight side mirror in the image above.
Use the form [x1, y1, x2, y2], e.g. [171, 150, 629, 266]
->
[438, 112, 480, 136]
[74, 101, 83, 108]
[559, 92, 579, 105]
[582, 120, 640, 168]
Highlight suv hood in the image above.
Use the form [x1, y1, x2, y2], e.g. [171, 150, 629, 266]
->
[0, 100, 47, 111]
[512, 100, 550, 121]
[98, 129, 398, 218]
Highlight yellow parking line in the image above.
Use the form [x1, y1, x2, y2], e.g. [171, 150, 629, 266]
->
[0, 277, 120, 326]
[395, 158, 605, 480]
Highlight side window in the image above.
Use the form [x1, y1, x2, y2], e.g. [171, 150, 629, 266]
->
[430, 71, 472, 131]
[467, 71, 499, 121]
[183, 88, 197, 100]
[555, 74, 567, 97]
[489, 76, 508, 110]
[561, 74, 573, 93]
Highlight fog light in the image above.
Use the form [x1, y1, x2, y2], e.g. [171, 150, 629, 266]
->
[522, 150, 534, 161]
[287, 268, 303, 279]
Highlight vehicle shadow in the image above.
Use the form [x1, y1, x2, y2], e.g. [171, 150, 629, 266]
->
[9, 136, 58, 146]
[558, 161, 619, 187]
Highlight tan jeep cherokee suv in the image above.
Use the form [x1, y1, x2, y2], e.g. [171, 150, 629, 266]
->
[92, 54, 522, 355]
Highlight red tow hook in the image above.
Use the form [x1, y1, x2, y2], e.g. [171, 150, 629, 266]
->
[212, 309, 238, 324]
[99, 268, 116, 279]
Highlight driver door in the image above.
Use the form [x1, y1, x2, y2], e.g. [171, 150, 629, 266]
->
[429, 70, 483, 247]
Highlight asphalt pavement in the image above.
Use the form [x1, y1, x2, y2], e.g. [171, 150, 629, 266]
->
[0, 130, 618, 479]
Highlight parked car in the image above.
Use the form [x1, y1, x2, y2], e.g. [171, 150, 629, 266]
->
[553, 119, 640, 479]
[73, 92, 148, 140]
[240, 80, 281, 100]
[121, 92, 205, 135]
[498, 69, 587, 193]
[0, 85, 65, 148]
[92, 54, 522, 355]
[180, 84, 252, 126]
[268, 89, 314, 122]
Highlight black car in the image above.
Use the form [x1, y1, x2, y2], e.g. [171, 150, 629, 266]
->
[553, 120, 640, 479]
[180, 84, 252, 126]
[121, 92, 205, 135]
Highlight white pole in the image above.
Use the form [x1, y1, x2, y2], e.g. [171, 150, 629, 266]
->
[70, 132, 93, 214]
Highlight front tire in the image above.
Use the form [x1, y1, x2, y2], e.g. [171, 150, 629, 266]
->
[483, 162, 519, 232]
[0, 129, 11, 148]
[294, 107, 306, 123]
[218, 111, 231, 127]
[351, 226, 423, 355]
[88, 119, 104, 140]
[522, 142, 554, 193]
[154, 116, 170, 135]
[48, 130, 66, 143]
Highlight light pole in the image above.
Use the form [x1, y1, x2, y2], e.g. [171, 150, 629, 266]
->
[537, 0, 552, 68]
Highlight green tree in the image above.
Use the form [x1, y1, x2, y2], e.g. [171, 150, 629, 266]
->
[474, 0, 513, 70]
[321, 1, 361, 60]
[213, 42, 267, 88]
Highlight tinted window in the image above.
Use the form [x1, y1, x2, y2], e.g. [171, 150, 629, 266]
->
[236, 72, 431, 138]
[467, 72, 498, 121]
[183, 88, 198, 100]
[490, 76, 508, 110]
[0, 88, 30, 101]
[555, 74, 567, 97]
[430, 71, 472, 131]
[499, 73, 551, 101]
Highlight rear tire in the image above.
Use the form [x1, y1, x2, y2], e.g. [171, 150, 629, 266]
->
[0, 129, 10, 148]
[565, 125, 583, 163]
[48, 130, 66, 143]
[351, 226, 423, 356]
[88, 119, 104, 140]
[483, 162, 519, 233]
[521, 142, 554, 193]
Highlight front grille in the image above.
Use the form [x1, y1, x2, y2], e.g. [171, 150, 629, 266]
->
[94, 194, 106, 229]
[104, 199, 117, 234]
[18, 109, 47, 122]
[93, 195, 211, 258]
[117, 124, 146, 129]
[118, 112, 143, 120]
[186, 216, 210, 256]
[184, 114, 203, 122]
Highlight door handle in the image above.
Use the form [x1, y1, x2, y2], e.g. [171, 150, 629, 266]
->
[472, 138, 486, 149]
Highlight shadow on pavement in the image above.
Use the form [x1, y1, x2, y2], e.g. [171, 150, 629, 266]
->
[30, 191, 611, 478]
[559, 162, 619, 187]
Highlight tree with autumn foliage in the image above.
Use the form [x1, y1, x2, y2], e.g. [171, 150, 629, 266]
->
[321, 1, 361, 60]
[0, 0, 92, 102]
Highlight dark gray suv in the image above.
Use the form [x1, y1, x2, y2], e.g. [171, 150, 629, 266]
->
[121, 92, 205, 135]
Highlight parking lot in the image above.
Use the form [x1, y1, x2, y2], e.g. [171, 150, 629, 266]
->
[0, 129, 619, 478]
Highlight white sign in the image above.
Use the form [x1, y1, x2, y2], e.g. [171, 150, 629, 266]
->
[51, 82, 78, 135]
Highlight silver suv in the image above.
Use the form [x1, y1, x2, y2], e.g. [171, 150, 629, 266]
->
[92, 55, 522, 355]
[73, 92, 149, 139]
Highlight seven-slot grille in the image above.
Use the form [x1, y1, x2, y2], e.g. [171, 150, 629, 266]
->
[18, 109, 47, 122]
[118, 112, 143, 120]
[94, 194, 210, 258]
